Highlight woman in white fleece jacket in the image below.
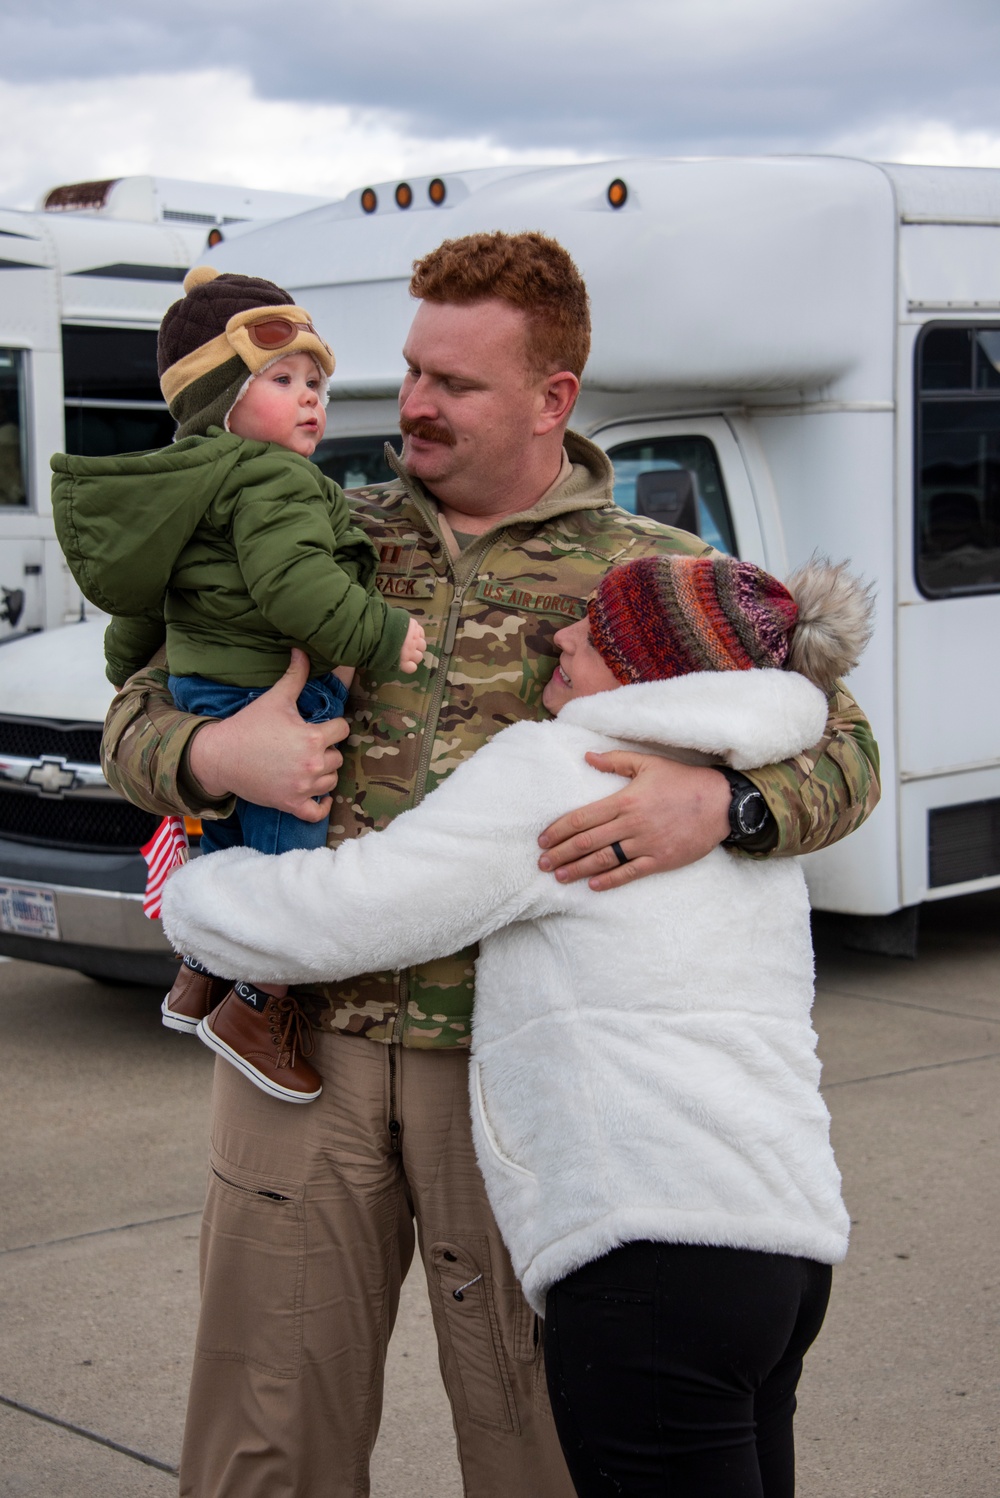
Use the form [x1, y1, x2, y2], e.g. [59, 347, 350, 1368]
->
[163, 554, 873, 1498]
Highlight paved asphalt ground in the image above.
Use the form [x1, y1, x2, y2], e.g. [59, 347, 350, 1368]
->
[0, 890, 997, 1496]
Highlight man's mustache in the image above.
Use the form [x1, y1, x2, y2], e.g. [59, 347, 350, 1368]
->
[400, 417, 457, 448]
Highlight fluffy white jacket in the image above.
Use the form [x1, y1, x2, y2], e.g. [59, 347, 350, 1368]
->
[163, 669, 850, 1314]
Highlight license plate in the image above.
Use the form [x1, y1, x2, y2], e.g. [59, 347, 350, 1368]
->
[0, 884, 60, 940]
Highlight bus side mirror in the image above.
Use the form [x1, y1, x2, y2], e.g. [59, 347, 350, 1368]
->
[635, 469, 699, 535]
[1, 587, 25, 628]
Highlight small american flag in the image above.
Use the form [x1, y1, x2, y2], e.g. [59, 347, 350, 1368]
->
[141, 816, 189, 919]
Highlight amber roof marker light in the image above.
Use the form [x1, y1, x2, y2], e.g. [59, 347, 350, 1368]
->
[607, 179, 628, 209]
[360, 187, 378, 214]
[428, 178, 447, 205]
[395, 182, 413, 209]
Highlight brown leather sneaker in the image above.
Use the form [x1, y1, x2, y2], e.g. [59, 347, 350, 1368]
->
[196, 982, 322, 1103]
[161, 957, 231, 1034]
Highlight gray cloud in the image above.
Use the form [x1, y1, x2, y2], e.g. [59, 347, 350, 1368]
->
[3, 0, 999, 156]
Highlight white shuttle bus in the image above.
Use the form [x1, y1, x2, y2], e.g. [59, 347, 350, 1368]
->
[0, 177, 327, 981]
[0, 174, 328, 638]
[1, 156, 997, 981]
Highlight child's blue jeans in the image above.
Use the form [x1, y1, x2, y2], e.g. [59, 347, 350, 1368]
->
[168, 671, 349, 857]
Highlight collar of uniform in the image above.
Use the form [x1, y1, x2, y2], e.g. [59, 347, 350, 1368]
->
[383, 428, 615, 553]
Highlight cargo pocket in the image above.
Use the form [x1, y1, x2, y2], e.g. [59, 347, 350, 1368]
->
[428, 1237, 525, 1433]
[468, 1062, 541, 1369]
[195, 1154, 306, 1380]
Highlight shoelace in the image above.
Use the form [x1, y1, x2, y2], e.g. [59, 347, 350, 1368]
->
[269, 996, 316, 1067]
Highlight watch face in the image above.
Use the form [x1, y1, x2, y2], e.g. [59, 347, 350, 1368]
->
[736, 790, 768, 836]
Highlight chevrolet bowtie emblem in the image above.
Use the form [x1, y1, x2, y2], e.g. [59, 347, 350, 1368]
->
[26, 757, 79, 796]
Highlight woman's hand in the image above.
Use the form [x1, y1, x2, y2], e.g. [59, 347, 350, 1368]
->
[188, 649, 349, 820]
[537, 751, 731, 890]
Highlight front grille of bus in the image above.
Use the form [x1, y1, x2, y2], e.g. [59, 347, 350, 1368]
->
[928, 799, 1000, 888]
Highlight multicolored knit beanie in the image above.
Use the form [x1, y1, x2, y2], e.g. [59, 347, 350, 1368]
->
[157, 266, 335, 440]
[588, 555, 800, 684]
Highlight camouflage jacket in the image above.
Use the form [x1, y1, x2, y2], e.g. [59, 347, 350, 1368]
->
[103, 431, 881, 1049]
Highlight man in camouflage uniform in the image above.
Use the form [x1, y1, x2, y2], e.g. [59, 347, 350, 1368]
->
[103, 231, 880, 1498]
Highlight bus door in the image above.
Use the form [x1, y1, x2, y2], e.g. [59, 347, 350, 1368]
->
[590, 416, 765, 563]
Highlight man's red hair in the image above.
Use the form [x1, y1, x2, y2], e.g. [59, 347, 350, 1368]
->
[410, 231, 591, 379]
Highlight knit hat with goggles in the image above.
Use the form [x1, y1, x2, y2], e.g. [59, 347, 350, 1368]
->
[158, 265, 335, 440]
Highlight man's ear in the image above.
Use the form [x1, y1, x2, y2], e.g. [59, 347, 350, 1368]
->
[534, 371, 580, 436]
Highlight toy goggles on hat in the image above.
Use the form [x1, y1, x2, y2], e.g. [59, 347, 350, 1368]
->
[225, 305, 336, 377]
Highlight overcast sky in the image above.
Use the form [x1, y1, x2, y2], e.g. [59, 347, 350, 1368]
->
[2, 0, 999, 209]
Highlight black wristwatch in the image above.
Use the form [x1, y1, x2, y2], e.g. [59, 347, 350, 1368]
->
[719, 769, 772, 846]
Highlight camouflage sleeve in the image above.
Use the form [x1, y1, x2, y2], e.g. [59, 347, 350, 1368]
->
[740, 680, 881, 858]
[100, 649, 235, 820]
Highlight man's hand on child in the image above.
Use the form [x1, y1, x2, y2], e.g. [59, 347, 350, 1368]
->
[537, 752, 733, 890]
[188, 649, 349, 818]
[400, 618, 427, 674]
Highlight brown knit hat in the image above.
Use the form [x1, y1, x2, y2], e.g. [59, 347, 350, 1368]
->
[589, 555, 799, 685]
[158, 266, 335, 439]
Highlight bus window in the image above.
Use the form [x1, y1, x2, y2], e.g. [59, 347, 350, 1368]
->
[312, 434, 399, 489]
[606, 435, 736, 555]
[0, 349, 27, 506]
[916, 324, 1000, 597]
[62, 326, 162, 402]
[62, 406, 175, 457]
[61, 326, 174, 457]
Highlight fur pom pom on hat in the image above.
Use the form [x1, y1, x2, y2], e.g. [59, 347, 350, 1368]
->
[157, 266, 335, 440]
[783, 559, 875, 690]
[589, 555, 873, 693]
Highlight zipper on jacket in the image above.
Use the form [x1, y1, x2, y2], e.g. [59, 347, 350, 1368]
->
[391, 521, 500, 1044]
[411, 532, 497, 813]
[392, 967, 410, 1047]
[409, 587, 462, 815]
[441, 591, 464, 655]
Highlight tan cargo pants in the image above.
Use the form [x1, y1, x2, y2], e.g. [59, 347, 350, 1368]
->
[179, 1031, 575, 1498]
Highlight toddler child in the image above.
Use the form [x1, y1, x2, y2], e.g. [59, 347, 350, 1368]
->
[53, 266, 425, 1104]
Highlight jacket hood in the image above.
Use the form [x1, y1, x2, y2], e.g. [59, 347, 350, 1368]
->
[559, 668, 829, 769]
[52, 432, 271, 615]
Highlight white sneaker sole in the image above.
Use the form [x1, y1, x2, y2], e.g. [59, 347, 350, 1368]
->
[196, 1015, 322, 1103]
[161, 995, 201, 1034]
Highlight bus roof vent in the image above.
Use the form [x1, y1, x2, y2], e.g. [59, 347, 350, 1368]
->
[162, 208, 219, 226]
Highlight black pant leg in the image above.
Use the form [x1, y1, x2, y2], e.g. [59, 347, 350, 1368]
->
[544, 1251, 651, 1498]
[544, 1242, 832, 1498]
[754, 1260, 832, 1498]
